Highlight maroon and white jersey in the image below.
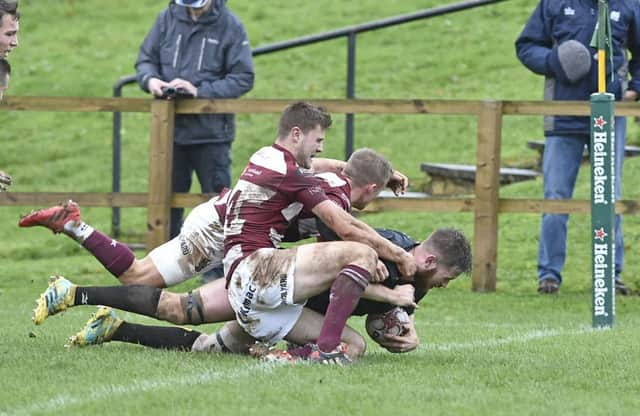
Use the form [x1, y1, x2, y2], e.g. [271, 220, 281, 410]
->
[223, 144, 329, 279]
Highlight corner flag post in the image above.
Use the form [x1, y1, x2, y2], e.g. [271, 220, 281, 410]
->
[590, 0, 615, 327]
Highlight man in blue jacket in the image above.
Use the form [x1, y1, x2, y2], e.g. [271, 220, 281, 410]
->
[136, 0, 255, 239]
[516, 1, 640, 295]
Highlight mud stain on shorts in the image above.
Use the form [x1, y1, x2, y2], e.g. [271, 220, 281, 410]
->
[246, 248, 297, 288]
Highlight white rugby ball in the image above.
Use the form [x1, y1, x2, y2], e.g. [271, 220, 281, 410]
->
[365, 307, 411, 341]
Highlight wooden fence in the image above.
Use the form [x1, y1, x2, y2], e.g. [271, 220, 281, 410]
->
[3, 97, 640, 292]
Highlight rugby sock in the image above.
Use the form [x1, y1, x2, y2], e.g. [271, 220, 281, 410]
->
[317, 264, 369, 353]
[74, 285, 162, 318]
[80, 230, 135, 277]
[112, 322, 202, 350]
[63, 220, 94, 242]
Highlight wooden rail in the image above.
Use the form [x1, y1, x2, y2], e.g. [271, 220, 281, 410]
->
[3, 97, 640, 291]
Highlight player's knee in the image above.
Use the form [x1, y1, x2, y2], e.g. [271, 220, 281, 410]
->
[156, 292, 187, 324]
[175, 290, 206, 325]
[346, 243, 377, 271]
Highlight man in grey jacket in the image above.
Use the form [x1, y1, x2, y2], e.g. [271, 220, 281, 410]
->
[136, 0, 254, 239]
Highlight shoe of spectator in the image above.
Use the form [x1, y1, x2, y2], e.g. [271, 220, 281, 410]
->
[537, 277, 560, 294]
[615, 279, 631, 296]
[19, 200, 80, 233]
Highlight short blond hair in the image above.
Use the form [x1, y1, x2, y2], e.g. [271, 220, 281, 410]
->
[342, 148, 393, 188]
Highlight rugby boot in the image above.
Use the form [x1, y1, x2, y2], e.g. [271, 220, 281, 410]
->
[67, 307, 122, 347]
[18, 200, 80, 233]
[32, 275, 77, 325]
[307, 343, 352, 365]
[249, 342, 298, 364]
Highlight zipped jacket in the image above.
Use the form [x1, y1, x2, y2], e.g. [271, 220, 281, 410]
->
[516, 0, 640, 136]
[136, 0, 255, 144]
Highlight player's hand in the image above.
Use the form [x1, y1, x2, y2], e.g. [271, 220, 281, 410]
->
[397, 251, 417, 278]
[148, 77, 170, 98]
[391, 284, 417, 308]
[373, 259, 389, 282]
[377, 322, 419, 353]
[623, 89, 638, 101]
[168, 78, 198, 97]
[386, 170, 409, 196]
[0, 170, 12, 192]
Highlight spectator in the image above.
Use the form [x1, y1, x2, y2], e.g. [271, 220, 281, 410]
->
[515, 1, 640, 295]
[135, 0, 254, 240]
[0, 0, 19, 59]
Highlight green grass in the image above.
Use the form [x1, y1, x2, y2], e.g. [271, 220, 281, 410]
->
[1, 0, 640, 414]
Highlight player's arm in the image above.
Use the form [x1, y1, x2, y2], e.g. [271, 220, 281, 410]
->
[0, 170, 12, 192]
[377, 314, 419, 354]
[311, 200, 417, 278]
[362, 283, 417, 308]
[310, 158, 346, 174]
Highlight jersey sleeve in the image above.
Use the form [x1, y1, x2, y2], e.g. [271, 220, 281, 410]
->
[281, 169, 329, 211]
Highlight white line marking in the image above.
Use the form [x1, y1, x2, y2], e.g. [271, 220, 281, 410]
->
[421, 326, 598, 352]
[2, 361, 279, 416]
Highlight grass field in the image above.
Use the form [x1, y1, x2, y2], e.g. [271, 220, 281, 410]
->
[2, 0, 640, 414]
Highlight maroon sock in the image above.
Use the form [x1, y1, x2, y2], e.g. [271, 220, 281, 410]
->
[317, 264, 369, 353]
[82, 231, 135, 278]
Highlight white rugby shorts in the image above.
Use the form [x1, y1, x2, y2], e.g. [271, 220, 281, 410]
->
[149, 197, 225, 287]
[227, 247, 303, 344]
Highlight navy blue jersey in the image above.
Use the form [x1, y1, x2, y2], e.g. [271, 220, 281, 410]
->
[305, 226, 427, 316]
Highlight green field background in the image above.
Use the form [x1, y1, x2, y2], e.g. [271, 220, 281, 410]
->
[1, 1, 639, 415]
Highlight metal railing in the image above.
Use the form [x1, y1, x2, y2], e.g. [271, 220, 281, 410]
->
[110, 0, 507, 236]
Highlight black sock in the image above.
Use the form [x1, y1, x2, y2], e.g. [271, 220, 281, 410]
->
[74, 285, 162, 318]
[112, 322, 202, 350]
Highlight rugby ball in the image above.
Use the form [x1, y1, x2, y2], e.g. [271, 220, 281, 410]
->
[365, 307, 411, 341]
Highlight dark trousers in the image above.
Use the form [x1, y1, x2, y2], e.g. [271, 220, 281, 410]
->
[170, 142, 231, 238]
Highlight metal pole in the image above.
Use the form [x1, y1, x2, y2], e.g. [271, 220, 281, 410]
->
[111, 75, 137, 238]
[345, 32, 356, 160]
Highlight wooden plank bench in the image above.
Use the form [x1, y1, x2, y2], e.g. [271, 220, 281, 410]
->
[420, 163, 540, 196]
[527, 140, 640, 169]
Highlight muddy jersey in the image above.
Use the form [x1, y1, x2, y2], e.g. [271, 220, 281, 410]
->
[223, 144, 329, 279]
[305, 228, 427, 316]
[283, 171, 352, 242]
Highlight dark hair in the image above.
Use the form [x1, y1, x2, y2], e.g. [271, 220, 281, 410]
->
[343, 148, 393, 188]
[0, 0, 19, 25]
[277, 101, 332, 139]
[0, 58, 10, 82]
[425, 228, 472, 275]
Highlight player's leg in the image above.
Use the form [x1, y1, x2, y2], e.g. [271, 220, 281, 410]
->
[34, 274, 235, 326]
[293, 241, 377, 355]
[155, 278, 235, 324]
[18, 201, 136, 283]
[285, 307, 366, 359]
[68, 306, 203, 350]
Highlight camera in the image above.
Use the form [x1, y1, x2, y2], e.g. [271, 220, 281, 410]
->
[160, 86, 193, 99]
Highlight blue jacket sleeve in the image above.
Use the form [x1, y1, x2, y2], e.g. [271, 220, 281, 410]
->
[197, 22, 255, 99]
[135, 13, 165, 92]
[515, 1, 554, 77]
[627, 7, 640, 93]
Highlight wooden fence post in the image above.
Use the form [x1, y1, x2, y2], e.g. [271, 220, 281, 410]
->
[146, 99, 175, 251]
[472, 100, 503, 292]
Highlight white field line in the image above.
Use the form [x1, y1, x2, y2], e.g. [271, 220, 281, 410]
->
[3, 326, 603, 416]
[421, 326, 600, 352]
[1, 361, 279, 416]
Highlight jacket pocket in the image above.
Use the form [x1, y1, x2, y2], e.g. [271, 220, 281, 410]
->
[198, 36, 224, 74]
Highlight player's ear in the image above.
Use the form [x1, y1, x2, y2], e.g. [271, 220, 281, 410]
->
[290, 126, 302, 143]
[423, 254, 437, 271]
